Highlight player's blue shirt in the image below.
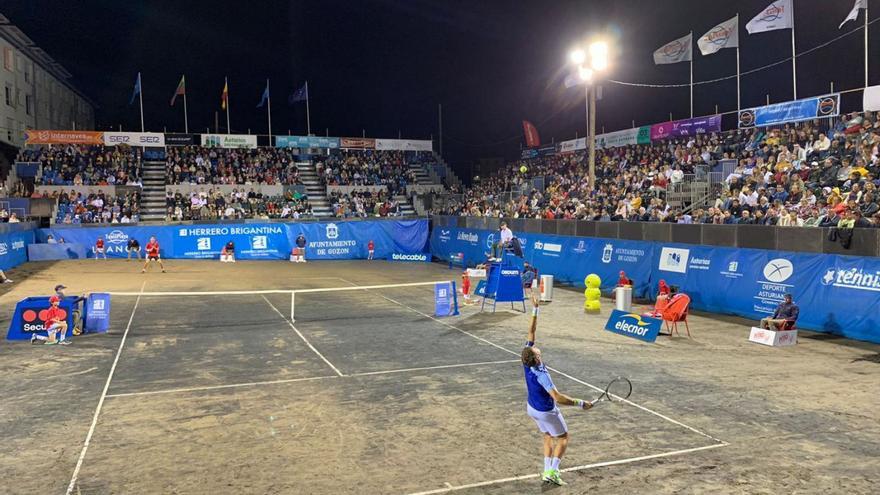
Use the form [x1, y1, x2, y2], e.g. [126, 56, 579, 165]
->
[523, 341, 556, 412]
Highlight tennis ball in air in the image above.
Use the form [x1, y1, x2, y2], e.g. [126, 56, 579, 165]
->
[520, 165, 528, 173]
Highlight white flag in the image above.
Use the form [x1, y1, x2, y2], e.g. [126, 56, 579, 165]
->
[840, 0, 867, 29]
[746, 0, 793, 34]
[653, 33, 692, 65]
[698, 16, 739, 56]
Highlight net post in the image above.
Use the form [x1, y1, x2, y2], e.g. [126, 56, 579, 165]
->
[451, 281, 459, 316]
[290, 291, 295, 323]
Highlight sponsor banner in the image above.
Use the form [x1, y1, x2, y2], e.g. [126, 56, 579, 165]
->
[85, 293, 112, 333]
[0, 228, 33, 272]
[605, 310, 662, 343]
[434, 281, 456, 316]
[429, 226, 880, 344]
[164, 133, 197, 146]
[15, 162, 39, 178]
[38, 219, 428, 262]
[537, 144, 557, 156]
[738, 93, 840, 129]
[521, 148, 539, 159]
[749, 327, 797, 347]
[650, 115, 721, 141]
[389, 252, 430, 262]
[558, 137, 586, 153]
[6, 296, 78, 340]
[276, 135, 341, 149]
[596, 126, 651, 149]
[375, 139, 433, 151]
[340, 137, 376, 149]
[200, 134, 258, 148]
[25, 130, 104, 145]
[864, 85, 880, 112]
[103, 132, 165, 147]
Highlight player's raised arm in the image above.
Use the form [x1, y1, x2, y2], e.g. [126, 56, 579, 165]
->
[527, 292, 539, 344]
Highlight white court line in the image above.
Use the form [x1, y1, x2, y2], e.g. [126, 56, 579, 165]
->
[66, 280, 146, 495]
[336, 277, 726, 445]
[261, 295, 345, 377]
[404, 442, 729, 495]
[104, 359, 517, 399]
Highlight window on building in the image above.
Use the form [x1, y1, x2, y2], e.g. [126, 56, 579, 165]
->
[3, 47, 12, 71]
[26, 94, 33, 116]
[6, 117, 13, 142]
[5, 85, 12, 107]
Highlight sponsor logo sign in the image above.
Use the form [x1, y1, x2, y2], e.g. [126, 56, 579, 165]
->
[457, 232, 478, 244]
[650, 115, 721, 141]
[658, 247, 689, 273]
[754, 258, 794, 314]
[821, 267, 880, 292]
[0, 243, 7, 255]
[25, 130, 104, 145]
[738, 93, 840, 129]
[375, 139, 433, 151]
[390, 253, 429, 262]
[201, 134, 258, 149]
[438, 229, 451, 242]
[106, 230, 129, 244]
[340, 137, 376, 149]
[749, 327, 797, 347]
[326, 223, 339, 240]
[604, 310, 662, 343]
[103, 132, 165, 146]
[164, 133, 197, 146]
[275, 135, 340, 148]
[720, 260, 743, 279]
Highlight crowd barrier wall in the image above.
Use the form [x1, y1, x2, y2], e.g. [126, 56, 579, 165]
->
[430, 217, 880, 344]
[0, 222, 37, 272]
[36, 219, 428, 261]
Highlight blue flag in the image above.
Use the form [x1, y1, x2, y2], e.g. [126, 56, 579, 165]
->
[129, 73, 141, 105]
[257, 82, 269, 108]
[288, 82, 308, 104]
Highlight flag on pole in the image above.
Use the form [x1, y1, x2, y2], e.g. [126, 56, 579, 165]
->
[698, 16, 739, 55]
[129, 73, 141, 105]
[746, 0, 793, 34]
[221, 80, 229, 110]
[653, 33, 692, 65]
[257, 82, 270, 108]
[288, 83, 308, 104]
[840, 0, 867, 29]
[522, 121, 540, 147]
[170, 75, 185, 106]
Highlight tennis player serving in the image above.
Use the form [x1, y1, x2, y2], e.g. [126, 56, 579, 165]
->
[522, 293, 591, 486]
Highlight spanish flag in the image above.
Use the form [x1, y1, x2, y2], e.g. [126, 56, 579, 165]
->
[221, 79, 228, 110]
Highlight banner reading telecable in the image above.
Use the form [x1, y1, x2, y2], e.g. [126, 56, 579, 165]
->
[103, 132, 165, 146]
[25, 130, 104, 145]
[738, 94, 840, 129]
[201, 134, 258, 148]
[650, 115, 721, 140]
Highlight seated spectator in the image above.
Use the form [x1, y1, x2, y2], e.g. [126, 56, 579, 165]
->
[760, 294, 799, 330]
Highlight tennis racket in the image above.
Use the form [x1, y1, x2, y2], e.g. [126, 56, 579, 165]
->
[590, 377, 633, 405]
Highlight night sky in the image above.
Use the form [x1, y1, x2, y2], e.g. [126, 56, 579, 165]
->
[4, 0, 876, 175]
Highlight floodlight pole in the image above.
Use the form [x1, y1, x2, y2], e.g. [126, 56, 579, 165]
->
[588, 83, 596, 191]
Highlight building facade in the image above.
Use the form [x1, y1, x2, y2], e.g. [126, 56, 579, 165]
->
[0, 14, 94, 148]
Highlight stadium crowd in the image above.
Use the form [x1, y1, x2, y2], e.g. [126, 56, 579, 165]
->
[164, 188, 313, 221]
[329, 189, 403, 218]
[315, 150, 421, 195]
[165, 146, 303, 185]
[16, 145, 143, 186]
[435, 111, 880, 228]
[49, 189, 142, 224]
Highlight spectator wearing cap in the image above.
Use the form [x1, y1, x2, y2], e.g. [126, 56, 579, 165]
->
[55, 285, 87, 335]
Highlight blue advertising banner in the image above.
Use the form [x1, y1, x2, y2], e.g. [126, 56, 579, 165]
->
[85, 293, 111, 333]
[0, 228, 34, 271]
[15, 162, 39, 178]
[434, 281, 457, 317]
[275, 135, 340, 148]
[738, 93, 840, 128]
[38, 219, 428, 261]
[430, 225, 880, 344]
[604, 310, 662, 343]
[7, 296, 79, 340]
[389, 252, 430, 262]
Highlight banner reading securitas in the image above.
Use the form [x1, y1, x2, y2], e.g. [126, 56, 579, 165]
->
[37, 219, 428, 261]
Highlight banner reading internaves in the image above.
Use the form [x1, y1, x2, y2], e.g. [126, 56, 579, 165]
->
[38, 219, 428, 262]
[738, 93, 840, 128]
[430, 225, 880, 344]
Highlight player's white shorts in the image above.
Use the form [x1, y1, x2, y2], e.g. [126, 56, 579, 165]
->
[527, 404, 568, 437]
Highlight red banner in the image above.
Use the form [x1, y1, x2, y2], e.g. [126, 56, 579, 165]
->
[522, 120, 540, 148]
[340, 137, 376, 149]
[25, 130, 104, 145]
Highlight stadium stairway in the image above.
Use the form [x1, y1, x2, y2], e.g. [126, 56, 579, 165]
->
[408, 163, 435, 185]
[393, 194, 416, 216]
[296, 161, 333, 218]
[139, 161, 167, 222]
